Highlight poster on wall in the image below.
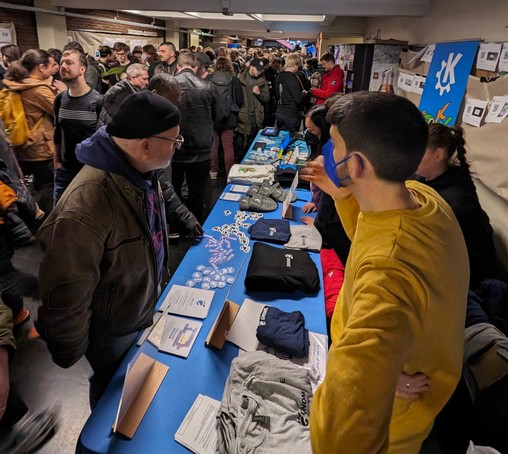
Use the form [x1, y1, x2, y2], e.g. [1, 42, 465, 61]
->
[368, 45, 402, 92]
[499, 43, 508, 72]
[418, 40, 479, 125]
[0, 28, 11, 45]
[476, 43, 502, 72]
[485, 96, 508, 124]
[411, 75, 426, 95]
[421, 44, 435, 63]
[462, 98, 488, 127]
[397, 72, 414, 93]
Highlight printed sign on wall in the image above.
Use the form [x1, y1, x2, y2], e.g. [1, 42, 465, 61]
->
[419, 40, 479, 125]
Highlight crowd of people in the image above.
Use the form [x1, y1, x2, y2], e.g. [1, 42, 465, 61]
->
[0, 38, 505, 453]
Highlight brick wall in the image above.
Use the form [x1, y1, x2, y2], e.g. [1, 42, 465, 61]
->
[0, 0, 38, 51]
[0, 5, 166, 54]
[66, 9, 165, 38]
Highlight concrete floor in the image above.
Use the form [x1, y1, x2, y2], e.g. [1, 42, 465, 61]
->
[9, 175, 226, 453]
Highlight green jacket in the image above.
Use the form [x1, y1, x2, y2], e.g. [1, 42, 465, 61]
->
[0, 302, 15, 359]
[236, 69, 269, 135]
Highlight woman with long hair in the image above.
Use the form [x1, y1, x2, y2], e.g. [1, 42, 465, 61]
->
[417, 123, 498, 287]
[209, 56, 244, 179]
[3, 49, 57, 213]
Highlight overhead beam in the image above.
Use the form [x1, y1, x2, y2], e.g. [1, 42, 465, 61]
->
[52, 0, 430, 17]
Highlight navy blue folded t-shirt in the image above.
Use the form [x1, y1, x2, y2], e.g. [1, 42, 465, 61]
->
[256, 306, 309, 358]
[248, 219, 291, 244]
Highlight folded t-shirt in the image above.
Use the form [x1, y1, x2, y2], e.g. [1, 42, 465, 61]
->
[248, 219, 291, 244]
[227, 164, 275, 185]
[256, 306, 309, 358]
[284, 225, 322, 252]
[245, 242, 320, 294]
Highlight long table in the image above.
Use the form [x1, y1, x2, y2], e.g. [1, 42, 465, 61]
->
[77, 182, 326, 453]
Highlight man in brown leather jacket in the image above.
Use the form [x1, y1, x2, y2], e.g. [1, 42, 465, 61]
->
[36, 92, 182, 408]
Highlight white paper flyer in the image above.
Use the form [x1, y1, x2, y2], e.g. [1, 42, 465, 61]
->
[175, 394, 220, 454]
[159, 284, 215, 319]
[462, 98, 488, 127]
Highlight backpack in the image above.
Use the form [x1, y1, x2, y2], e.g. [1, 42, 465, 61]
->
[212, 71, 238, 122]
[0, 89, 31, 147]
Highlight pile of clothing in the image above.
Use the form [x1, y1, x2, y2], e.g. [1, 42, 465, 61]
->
[216, 350, 313, 454]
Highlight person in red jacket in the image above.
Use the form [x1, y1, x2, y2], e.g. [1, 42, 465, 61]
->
[311, 53, 344, 105]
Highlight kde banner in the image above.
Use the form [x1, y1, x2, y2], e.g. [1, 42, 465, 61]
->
[419, 40, 479, 125]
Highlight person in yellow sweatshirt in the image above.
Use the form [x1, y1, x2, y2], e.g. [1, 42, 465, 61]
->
[302, 92, 469, 453]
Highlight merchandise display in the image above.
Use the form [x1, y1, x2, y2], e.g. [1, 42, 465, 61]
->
[248, 219, 292, 244]
[78, 135, 326, 453]
[227, 164, 276, 185]
[256, 306, 309, 358]
[284, 225, 322, 252]
[245, 242, 320, 294]
[216, 351, 313, 454]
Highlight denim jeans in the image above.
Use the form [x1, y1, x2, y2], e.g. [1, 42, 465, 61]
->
[85, 328, 139, 410]
[53, 166, 80, 206]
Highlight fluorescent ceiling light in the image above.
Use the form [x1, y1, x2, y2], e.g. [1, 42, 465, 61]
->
[185, 12, 254, 20]
[123, 10, 193, 19]
[253, 14, 326, 22]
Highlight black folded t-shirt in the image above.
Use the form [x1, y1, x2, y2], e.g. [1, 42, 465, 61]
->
[244, 242, 320, 294]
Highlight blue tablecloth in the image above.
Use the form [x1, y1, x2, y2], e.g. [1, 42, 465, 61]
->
[77, 186, 325, 453]
[242, 129, 310, 166]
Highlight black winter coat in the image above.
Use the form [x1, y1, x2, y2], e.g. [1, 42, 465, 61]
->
[173, 69, 216, 164]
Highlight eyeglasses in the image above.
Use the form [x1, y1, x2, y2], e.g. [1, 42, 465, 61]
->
[151, 134, 184, 150]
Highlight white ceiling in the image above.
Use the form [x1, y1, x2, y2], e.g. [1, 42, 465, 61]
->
[52, 0, 430, 40]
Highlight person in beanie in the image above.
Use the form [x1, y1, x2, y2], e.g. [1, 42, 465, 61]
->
[36, 91, 182, 408]
[235, 57, 270, 161]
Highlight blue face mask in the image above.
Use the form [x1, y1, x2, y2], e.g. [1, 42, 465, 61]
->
[331, 154, 354, 187]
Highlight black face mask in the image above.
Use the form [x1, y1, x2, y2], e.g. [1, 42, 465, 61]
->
[304, 130, 320, 151]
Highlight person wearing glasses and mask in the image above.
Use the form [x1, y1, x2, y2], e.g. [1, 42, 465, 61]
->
[36, 92, 181, 409]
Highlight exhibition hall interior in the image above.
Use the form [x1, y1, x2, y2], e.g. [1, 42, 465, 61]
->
[0, 0, 507, 453]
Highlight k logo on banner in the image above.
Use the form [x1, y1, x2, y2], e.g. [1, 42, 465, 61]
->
[419, 40, 479, 126]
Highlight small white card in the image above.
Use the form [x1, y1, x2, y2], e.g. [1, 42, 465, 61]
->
[175, 394, 221, 454]
[485, 96, 508, 124]
[159, 314, 202, 358]
[476, 43, 502, 72]
[499, 43, 508, 72]
[282, 170, 298, 219]
[225, 298, 265, 352]
[230, 185, 250, 193]
[421, 44, 435, 63]
[411, 75, 426, 95]
[159, 284, 215, 319]
[397, 72, 414, 93]
[462, 98, 488, 127]
[220, 192, 242, 202]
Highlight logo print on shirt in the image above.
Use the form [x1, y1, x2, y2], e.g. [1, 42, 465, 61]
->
[285, 254, 293, 268]
[297, 390, 310, 427]
[269, 227, 277, 236]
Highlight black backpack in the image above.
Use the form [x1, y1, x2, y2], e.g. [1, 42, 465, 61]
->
[212, 71, 238, 122]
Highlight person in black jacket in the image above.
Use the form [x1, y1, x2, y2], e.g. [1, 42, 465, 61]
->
[148, 73, 204, 238]
[0, 121, 40, 326]
[274, 53, 308, 133]
[416, 123, 498, 288]
[173, 52, 216, 223]
[209, 57, 244, 179]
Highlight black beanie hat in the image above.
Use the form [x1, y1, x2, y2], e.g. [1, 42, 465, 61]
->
[107, 91, 181, 139]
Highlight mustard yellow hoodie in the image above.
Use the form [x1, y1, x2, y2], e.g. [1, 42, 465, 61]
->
[310, 181, 469, 453]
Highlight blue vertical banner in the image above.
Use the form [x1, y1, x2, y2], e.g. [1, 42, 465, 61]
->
[419, 40, 479, 125]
